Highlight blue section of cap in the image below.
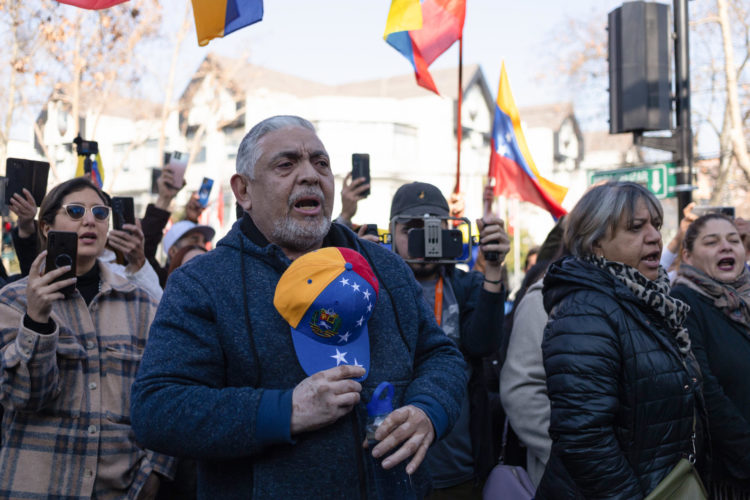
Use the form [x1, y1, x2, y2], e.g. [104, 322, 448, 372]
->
[291, 324, 369, 382]
[289, 268, 376, 382]
[294, 269, 376, 346]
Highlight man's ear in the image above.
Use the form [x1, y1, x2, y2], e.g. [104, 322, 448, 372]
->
[230, 174, 252, 212]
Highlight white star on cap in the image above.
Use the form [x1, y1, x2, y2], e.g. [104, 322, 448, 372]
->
[351, 282, 361, 292]
[353, 358, 363, 368]
[356, 316, 364, 327]
[362, 289, 371, 301]
[367, 303, 372, 312]
[340, 277, 349, 287]
[331, 349, 348, 365]
[338, 331, 351, 343]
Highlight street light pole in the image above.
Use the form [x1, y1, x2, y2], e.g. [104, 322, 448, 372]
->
[673, 0, 693, 220]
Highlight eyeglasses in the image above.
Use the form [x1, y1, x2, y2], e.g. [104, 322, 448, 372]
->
[60, 203, 111, 221]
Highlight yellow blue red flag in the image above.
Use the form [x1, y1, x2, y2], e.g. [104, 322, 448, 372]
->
[191, 0, 264, 47]
[384, 0, 465, 95]
[488, 62, 568, 218]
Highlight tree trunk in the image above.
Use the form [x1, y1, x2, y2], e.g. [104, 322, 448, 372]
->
[717, 0, 750, 179]
[157, 2, 192, 166]
[1, 3, 20, 168]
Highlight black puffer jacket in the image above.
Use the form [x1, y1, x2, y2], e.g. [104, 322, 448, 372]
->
[536, 257, 704, 499]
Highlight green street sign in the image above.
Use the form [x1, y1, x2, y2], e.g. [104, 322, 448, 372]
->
[587, 163, 676, 199]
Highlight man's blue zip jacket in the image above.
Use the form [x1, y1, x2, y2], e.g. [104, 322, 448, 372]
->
[131, 215, 467, 499]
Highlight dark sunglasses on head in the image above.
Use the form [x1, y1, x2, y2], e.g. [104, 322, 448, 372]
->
[61, 203, 111, 221]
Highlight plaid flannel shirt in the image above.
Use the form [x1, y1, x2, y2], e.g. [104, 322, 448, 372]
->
[0, 262, 176, 499]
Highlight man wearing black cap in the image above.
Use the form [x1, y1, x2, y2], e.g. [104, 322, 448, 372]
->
[390, 181, 510, 498]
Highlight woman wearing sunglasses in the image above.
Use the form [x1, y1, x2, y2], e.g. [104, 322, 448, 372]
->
[0, 178, 174, 499]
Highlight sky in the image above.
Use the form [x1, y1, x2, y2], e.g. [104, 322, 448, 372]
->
[162, 0, 624, 125]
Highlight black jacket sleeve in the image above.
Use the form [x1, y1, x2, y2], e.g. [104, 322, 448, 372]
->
[141, 204, 171, 288]
[451, 269, 505, 359]
[11, 225, 38, 278]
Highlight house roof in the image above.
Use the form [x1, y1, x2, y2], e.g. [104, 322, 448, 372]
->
[519, 102, 575, 130]
[583, 130, 636, 155]
[51, 83, 162, 120]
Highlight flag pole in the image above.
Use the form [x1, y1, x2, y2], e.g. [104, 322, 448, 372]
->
[454, 36, 463, 194]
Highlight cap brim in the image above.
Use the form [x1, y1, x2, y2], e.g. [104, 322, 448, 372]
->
[290, 325, 370, 382]
[392, 205, 450, 219]
[184, 225, 215, 243]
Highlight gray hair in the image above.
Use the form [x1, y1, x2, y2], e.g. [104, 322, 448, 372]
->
[564, 181, 663, 258]
[235, 115, 316, 179]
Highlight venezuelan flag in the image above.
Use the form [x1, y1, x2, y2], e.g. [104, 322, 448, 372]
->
[489, 62, 567, 219]
[191, 0, 263, 47]
[385, 0, 465, 95]
[75, 153, 105, 189]
[56, 0, 128, 8]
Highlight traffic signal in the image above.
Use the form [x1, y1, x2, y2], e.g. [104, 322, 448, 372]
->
[608, 1, 671, 134]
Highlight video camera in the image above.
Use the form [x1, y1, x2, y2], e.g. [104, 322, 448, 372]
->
[390, 215, 475, 265]
[73, 136, 98, 156]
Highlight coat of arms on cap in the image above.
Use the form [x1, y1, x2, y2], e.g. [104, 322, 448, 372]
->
[310, 308, 342, 338]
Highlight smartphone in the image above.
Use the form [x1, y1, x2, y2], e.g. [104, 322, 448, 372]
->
[166, 151, 189, 189]
[46, 231, 78, 296]
[111, 196, 135, 231]
[197, 177, 214, 207]
[693, 206, 735, 218]
[351, 154, 370, 197]
[5, 157, 50, 207]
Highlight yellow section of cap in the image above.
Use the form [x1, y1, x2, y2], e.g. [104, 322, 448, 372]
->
[273, 248, 346, 328]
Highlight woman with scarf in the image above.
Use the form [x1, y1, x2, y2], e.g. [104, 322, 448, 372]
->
[672, 213, 750, 499]
[535, 181, 706, 499]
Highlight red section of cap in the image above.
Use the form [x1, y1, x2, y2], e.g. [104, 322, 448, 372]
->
[337, 247, 379, 296]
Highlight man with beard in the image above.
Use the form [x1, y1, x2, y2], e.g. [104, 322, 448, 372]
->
[390, 182, 509, 498]
[130, 115, 467, 499]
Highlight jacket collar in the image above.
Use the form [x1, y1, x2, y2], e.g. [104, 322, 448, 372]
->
[97, 259, 137, 294]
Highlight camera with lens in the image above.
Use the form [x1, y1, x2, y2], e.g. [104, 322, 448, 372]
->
[74, 136, 98, 156]
[390, 215, 474, 264]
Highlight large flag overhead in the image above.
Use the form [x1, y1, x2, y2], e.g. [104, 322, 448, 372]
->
[489, 62, 568, 219]
[191, 0, 263, 47]
[56, 0, 128, 8]
[385, 0, 466, 94]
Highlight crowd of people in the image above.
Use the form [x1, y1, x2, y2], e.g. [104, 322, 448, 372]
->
[0, 113, 748, 499]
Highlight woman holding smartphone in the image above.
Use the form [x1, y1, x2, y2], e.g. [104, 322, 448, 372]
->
[0, 178, 174, 499]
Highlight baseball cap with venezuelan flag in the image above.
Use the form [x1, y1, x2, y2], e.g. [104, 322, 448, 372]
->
[274, 247, 379, 382]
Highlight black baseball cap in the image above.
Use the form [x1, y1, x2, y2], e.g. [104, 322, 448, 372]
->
[390, 182, 449, 220]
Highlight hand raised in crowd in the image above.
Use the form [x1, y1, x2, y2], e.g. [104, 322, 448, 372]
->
[665, 202, 697, 255]
[290, 364, 365, 435]
[184, 192, 205, 223]
[477, 214, 510, 290]
[108, 220, 146, 273]
[26, 251, 76, 324]
[357, 224, 380, 244]
[338, 173, 370, 226]
[155, 165, 184, 211]
[365, 405, 435, 475]
[9, 188, 38, 238]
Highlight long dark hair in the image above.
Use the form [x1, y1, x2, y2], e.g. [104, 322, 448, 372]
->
[37, 177, 109, 248]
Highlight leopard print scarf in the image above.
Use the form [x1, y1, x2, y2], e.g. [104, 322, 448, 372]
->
[585, 255, 692, 354]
